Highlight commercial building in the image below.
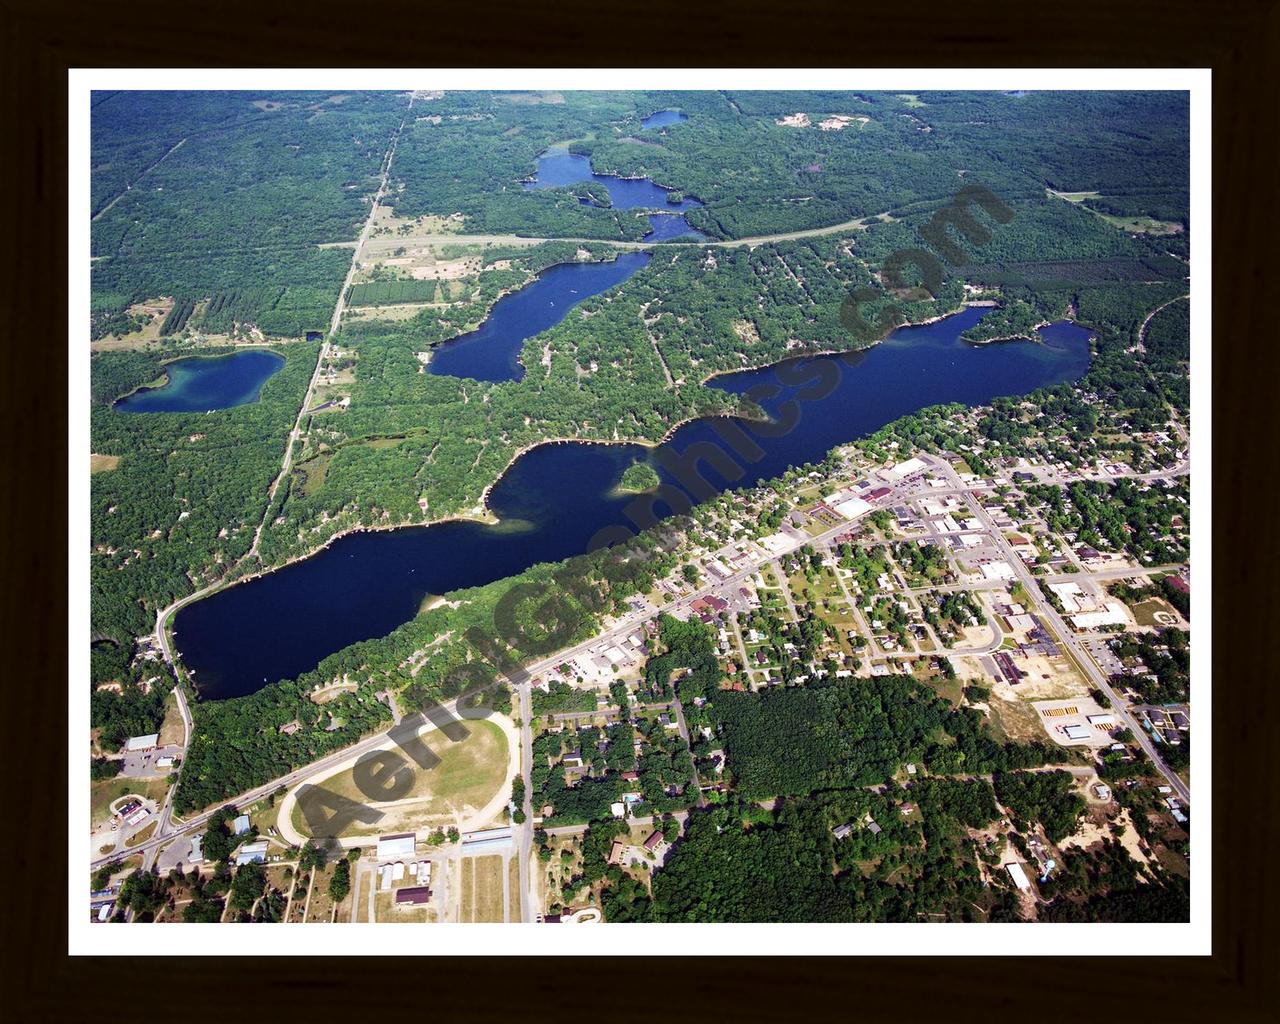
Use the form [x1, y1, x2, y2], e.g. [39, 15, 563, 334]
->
[886, 457, 927, 482]
[124, 734, 159, 753]
[1070, 603, 1129, 630]
[376, 833, 417, 861]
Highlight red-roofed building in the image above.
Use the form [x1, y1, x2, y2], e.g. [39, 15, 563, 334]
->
[394, 886, 433, 906]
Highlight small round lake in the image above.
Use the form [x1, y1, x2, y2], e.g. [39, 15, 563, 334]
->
[641, 109, 688, 129]
[114, 350, 285, 414]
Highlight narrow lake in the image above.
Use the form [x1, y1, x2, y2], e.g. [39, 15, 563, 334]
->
[427, 252, 651, 382]
[522, 145, 707, 241]
[175, 308, 1092, 699]
[114, 350, 285, 413]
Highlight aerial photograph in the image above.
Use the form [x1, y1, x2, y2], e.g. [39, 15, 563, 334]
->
[84, 84, 1195, 933]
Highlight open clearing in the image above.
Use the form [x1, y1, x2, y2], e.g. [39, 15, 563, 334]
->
[288, 716, 514, 840]
[1128, 596, 1182, 627]
[985, 691, 1048, 745]
[461, 854, 506, 922]
[157, 692, 186, 746]
[90, 453, 121, 473]
[90, 776, 168, 826]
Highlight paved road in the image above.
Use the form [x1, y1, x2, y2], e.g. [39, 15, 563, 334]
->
[355, 213, 888, 256]
[515, 683, 534, 922]
[138, 101, 418, 857]
[247, 102, 411, 560]
[92, 693, 465, 871]
[1040, 563, 1185, 585]
[110, 449, 1191, 882]
[921, 453, 1192, 806]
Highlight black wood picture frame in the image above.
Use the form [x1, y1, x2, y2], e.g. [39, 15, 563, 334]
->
[2, 0, 1273, 1018]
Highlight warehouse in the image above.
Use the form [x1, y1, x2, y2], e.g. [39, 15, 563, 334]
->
[1005, 862, 1032, 893]
[376, 833, 417, 861]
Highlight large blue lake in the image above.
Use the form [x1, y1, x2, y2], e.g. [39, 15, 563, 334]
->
[428, 252, 651, 382]
[114, 350, 285, 413]
[522, 145, 707, 241]
[175, 308, 1092, 699]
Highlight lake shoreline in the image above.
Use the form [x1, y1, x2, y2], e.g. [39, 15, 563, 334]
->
[175, 305, 1092, 690]
[177, 303, 980, 634]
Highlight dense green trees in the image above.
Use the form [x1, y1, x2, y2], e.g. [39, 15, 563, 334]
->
[992, 770, 1085, 842]
[618, 461, 660, 493]
[1025, 478, 1189, 564]
[91, 676, 169, 752]
[94, 94, 1192, 919]
[1110, 628, 1190, 704]
[92, 91, 403, 336]
[715, 675, 949, 798]
[90, 343, 316, 644]
[175, 675, 391, 813]
[328, 859, 351, 902]
[532, 681, 595, 715]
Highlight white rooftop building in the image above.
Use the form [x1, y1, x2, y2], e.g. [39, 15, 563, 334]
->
[833, 496, 873, 520]
[886, 457, 928, 481]
[1070, 603, 1129, 630]
[234, 839, 269, 866]
[376, 833, 417, 861]
[980, 561, 1016, 581]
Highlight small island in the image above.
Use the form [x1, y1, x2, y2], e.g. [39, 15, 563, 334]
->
[618, 461, 661, 494]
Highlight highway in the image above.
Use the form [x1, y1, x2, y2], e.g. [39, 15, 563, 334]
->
[247, 100, 411, 561]
[109, 446, 1191, 896]
[515, 683, 534, 922]
[921, 453, 1192, 806]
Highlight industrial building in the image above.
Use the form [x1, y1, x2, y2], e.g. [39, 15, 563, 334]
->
[376, 833, 417, 861]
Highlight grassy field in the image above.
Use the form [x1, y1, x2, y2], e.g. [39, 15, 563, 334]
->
[305, 862, 338, 923]
[90, 776, 169, 826]
[90, 453, 121, 474]
[915, 661, 964, 706]
[125, 820, 158, 847]
[1129, 596, 1181, 626]
[286, 870, 311, 923]
[1095, 212, 1183, 236]
[508, 856, 520, 921]
[986, 695, 1048, 745]
[292, 718, 510, 839]
[461, 854, 506, 923]
[353, 867, 372, 922]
